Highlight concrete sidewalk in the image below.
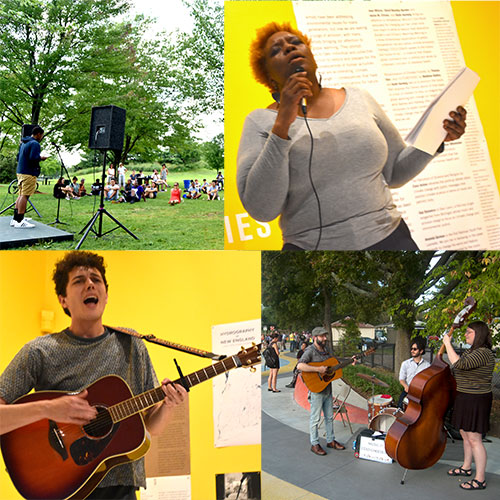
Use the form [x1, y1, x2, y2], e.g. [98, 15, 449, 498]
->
[262, 371, 499, 500]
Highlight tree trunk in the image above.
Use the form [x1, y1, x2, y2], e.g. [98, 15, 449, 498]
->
[323, 286, 333, 349]
[394, 328, 412, 377]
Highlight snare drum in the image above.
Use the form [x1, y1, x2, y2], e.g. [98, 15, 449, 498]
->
[369, 407, 403, 433]
[368, 394, 393, 420]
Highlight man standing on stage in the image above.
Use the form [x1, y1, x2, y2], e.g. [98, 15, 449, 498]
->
[297, 327, 346, 455]
[11, 126, 47, 228]
[0, 251, 186, 499]
[397, 337, 430, 408]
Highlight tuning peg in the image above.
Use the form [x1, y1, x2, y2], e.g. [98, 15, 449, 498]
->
[250, 367, 256, 373]
[241, 346, 246, 352]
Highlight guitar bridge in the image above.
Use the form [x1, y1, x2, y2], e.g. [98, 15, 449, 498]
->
[48, 420, 68, 461]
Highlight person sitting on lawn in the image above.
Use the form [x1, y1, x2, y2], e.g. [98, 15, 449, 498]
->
[70, 176, 80, 196]
[91, 178, 102, 196]
[54, 177, 79, 200]
[169, 182, 182, 205]
[145, 181, 158, 199]
[129, 179, 145, 204]
[104, 178, 120, 201]
[207, 181, 219, 201]
[201, 179, 209, 194]
[78, 178, 88, 197]
[152, 170, 168, 191]
[185, 180, 201, 199]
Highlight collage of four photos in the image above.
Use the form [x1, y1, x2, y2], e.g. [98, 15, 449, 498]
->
[0, 1, 499, 499]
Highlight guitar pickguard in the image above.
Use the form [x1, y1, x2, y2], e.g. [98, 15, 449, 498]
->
[70, 423, 120, 466]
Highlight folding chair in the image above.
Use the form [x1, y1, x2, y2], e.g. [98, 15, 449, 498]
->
[332, 383, 353, 433]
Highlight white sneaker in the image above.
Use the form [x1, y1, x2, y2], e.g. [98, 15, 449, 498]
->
[10, 217, 32, 227]
[13, 219, 35, 228]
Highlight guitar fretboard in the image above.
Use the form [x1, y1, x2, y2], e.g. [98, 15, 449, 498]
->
[108, 355, 239, 422]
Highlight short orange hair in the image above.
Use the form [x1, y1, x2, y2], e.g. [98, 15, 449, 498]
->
[249, 22, 312, 91]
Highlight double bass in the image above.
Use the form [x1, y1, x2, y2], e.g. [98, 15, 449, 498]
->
[385, 297, 476, 469]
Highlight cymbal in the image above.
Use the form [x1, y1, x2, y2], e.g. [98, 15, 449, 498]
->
[356, 372, 390, 388]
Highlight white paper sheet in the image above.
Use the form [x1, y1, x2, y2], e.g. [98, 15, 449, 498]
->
[212, 319, 261, 447]
[293, 0, 500, 249]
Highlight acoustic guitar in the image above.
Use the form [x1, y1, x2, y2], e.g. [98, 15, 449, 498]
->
[301, 348, 376, 393]
[1, 344, 261, 500]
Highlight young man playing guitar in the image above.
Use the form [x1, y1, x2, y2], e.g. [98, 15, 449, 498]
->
[297, 327, 349, 456]
[0, 251, 186, 500]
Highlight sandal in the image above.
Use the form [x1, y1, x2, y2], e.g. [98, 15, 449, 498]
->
[447, 467, 472, 477]
[459, 479, 486, 490]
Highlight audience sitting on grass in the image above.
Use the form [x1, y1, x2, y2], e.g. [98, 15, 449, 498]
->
[91, 178, 102, 196]
[129, 179, 145, 204]
[201, 179, 209, 194]
[207, 181, 219, 200]
[184, 180, 202, 199]
[129, 170, 138, 182]
[54, 177, 80, 200]
[104, 178, 120, 201]
[152, 169, 168, 191]
[144, 181, 158, 199]
[216, 171, 224, 190]
[78, 178, 88, 197]
[169, 182, 182, 205]
[70, 176, 80, 197]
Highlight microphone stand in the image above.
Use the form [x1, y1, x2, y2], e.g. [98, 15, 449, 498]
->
[48, 142, 71, 226]
[76, 149, 138, 249]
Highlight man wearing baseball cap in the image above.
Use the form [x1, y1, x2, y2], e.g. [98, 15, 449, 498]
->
[297, 326, 346, 455]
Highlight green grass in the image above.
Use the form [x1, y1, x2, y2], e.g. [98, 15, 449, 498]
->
[0, 167, 223, 250]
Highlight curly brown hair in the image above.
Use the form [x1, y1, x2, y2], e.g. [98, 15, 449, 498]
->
[249, 22, 312, 91]
[53, 251, 108, 298]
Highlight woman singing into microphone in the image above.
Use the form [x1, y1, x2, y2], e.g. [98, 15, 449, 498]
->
[442, 321, 495, 491]
[237, 22, 467, 250]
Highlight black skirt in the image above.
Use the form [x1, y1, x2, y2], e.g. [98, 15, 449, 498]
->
[451, 391, 492, 434]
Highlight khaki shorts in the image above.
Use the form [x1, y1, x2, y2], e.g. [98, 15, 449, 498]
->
[17, 174, 37, 196]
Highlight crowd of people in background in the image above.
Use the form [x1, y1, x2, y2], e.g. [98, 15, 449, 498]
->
[52, 164, 224, 206]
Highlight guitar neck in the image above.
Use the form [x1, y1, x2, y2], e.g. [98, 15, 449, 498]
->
[108, 355, 240, 423]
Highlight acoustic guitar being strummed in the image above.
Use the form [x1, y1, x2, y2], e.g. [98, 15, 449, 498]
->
[1, 344, 261, 500]
[301, 348, 376, 393]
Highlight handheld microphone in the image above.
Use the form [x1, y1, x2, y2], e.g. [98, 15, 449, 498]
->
[294, 66, 307, 115]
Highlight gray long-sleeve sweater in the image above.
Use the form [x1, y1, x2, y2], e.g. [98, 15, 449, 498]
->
[237, 87, 435, 250]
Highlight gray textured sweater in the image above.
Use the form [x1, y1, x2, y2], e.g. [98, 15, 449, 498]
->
[237, 87, 435, 249]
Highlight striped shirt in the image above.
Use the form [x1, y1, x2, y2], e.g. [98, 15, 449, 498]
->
[452, 347, 495, 394]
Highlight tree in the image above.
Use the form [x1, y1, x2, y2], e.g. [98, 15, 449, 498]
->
[202, 133, 223, 171]
[418, 251, 500, 348]
[0, 0, 136, 146]
[338, 318, 362, 356]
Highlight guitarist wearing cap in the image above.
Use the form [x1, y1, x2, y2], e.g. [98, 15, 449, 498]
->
[0, 251, 187, 500]
[297, 327, 349, 456]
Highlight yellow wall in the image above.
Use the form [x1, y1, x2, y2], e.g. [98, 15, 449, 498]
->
[224, 0, 500, 250]
[0, 251, 261, 500]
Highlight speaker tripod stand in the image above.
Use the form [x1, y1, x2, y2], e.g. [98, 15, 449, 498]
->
[76, 151, 138, 249]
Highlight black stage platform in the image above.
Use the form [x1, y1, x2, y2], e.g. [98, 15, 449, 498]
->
[0, 216, 73, 249]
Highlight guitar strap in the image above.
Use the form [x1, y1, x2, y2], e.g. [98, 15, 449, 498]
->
[106, 325, 226, 361]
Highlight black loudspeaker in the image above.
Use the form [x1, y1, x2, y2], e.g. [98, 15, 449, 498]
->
[21, 124, 35, 138]
[88, 105, 126, 151]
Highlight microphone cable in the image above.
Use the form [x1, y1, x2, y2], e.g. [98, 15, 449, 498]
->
[302, 108, 323, 250]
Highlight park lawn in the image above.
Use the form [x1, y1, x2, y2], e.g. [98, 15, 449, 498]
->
[0, 178, 224, 250]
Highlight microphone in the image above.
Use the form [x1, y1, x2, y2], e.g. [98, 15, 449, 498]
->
[294, 66, 307, 115]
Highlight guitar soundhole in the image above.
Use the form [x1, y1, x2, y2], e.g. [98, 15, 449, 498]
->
[83, 405, 113, 439]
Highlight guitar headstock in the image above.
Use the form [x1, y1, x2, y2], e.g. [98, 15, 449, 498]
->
[452, 297, 477, 328]
[236, 343, 262, 369]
